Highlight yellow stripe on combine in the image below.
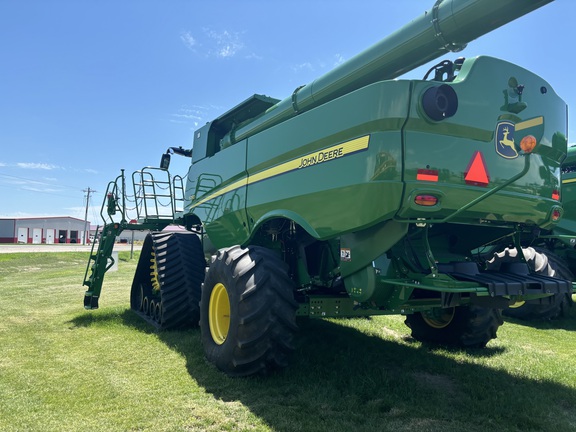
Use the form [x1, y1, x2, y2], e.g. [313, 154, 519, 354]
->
[189, 135, 370, 209]
[248, 135, 370, 184]
[516, 116, 543, 131]
[562, 178, 576, 184]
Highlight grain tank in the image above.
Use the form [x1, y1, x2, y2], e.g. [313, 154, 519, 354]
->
[83, 0, 575, 376]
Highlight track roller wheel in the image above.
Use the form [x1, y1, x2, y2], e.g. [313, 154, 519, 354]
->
[155, 301, 162, 323]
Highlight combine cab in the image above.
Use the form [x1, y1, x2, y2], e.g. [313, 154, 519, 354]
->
[83, 0, 575, 376]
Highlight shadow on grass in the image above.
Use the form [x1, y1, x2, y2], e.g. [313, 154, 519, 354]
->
[503, 307, 576, 331]
[70, 309, 576, 432]
[166, 318, 576, 432]
[68, 308, 155, 334]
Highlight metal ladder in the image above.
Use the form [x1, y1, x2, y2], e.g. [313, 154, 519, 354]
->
[82, 168, 184, 309]
[82, 222, 122, 309]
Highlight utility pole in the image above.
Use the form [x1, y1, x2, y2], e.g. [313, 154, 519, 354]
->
[83, 187, 95, 245]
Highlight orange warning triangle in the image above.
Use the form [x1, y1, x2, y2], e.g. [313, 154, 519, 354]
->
[464, 151, 489, 186]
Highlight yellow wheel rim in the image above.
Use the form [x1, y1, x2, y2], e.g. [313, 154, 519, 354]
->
[509, 300, 526, 309]
[209, 283, 231, 345]
[421, 308, 456, 329]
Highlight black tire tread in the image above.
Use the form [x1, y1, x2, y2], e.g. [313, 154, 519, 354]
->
[405, 305, 503, 348]
[155, 231, 205, 329]
[201, 245, 298, 377]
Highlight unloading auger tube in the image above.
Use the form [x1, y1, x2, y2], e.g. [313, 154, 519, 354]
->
[219, 0, 554, 148]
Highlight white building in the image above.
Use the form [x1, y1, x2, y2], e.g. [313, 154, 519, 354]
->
[0, 216, 90, 244]
[89, 224, 150, 243]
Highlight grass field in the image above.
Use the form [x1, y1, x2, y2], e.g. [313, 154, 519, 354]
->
[0, 252, 575, 432]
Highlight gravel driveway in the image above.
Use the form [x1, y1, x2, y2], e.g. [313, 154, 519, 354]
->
[0, 244, 141, 253]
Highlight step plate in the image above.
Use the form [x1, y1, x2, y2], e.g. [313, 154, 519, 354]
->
[448, 271, 572, 297]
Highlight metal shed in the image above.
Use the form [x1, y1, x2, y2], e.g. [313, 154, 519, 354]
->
[0, 216, 90, 244]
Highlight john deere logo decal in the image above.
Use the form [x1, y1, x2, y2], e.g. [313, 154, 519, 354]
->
[495, 121, 518, 159]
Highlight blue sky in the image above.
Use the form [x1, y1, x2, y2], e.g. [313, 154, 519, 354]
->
[0, 0, 574, 226]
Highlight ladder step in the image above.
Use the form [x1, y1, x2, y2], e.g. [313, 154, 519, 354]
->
[84, 293, 99, 310]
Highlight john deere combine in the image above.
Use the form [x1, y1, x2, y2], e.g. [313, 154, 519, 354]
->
[83, 0, 574, 376]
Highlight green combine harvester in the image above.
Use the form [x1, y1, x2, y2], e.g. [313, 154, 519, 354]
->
[83, 0, 575, 376]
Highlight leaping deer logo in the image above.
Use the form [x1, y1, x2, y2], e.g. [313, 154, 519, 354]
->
[495, 121, 518, 159]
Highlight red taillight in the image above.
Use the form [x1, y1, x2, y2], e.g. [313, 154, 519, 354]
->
[414, 195, 438, 206]
[552, 209, 561, 221]
[417, 169, 439, 182]
[552, 190, 560, 201]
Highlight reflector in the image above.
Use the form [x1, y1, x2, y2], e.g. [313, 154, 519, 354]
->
[464, 151, 489, 186]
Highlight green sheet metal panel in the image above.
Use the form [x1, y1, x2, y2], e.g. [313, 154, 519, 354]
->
[399, 56, 565, 228]
[244, 80, 408, 241]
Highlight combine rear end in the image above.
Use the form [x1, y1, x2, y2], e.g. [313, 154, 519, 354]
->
[83, 0, 575, 376]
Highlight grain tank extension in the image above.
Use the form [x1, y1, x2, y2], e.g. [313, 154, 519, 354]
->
[82, 0, 575, 376]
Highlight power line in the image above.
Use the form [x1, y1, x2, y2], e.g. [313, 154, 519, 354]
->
[0, 172, 82, 191]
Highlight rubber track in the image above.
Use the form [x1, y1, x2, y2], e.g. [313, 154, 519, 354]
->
[131, 231, 205, 330]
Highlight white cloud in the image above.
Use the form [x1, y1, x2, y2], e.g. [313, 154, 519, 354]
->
[205, 29, 244, 58]
[21, 186, 62, 193]
[181, 28, 247, 59]
[180, 31, 197, 51]
[333, 54, 346, 67]
[172, 109, 203, 122]
[0, 173, 65, 192]
[244, 52, 263, 61]
[0, 210, 58, 218]
[290, 54, 346, 75]
[291, 62, 315, 73]
[17, 162, 58, 170]
[170, 105, 222, 128]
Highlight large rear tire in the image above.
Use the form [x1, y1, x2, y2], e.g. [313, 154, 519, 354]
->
[130, 231, 205, 329]
[487, 247, 574, 320]
[405, 305, 503, 348]
[200, 245, 298, 377]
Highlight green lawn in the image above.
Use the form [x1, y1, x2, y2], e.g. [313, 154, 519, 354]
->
[0, 252, 575, 432]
